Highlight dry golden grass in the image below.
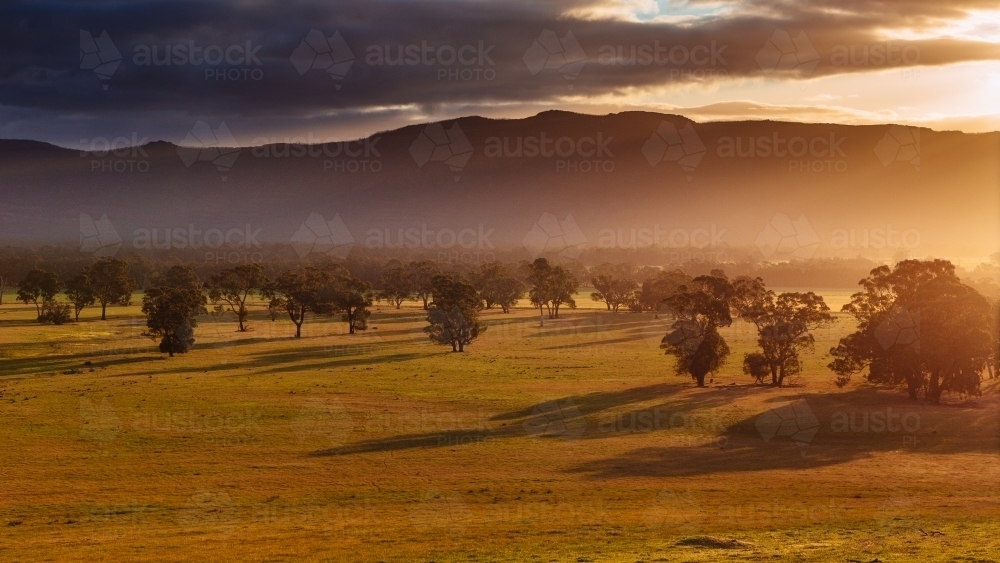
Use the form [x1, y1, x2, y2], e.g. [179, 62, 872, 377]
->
[1, 290, 998, 562]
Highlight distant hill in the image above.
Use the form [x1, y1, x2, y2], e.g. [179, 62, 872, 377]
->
[0, 111, 997, 263]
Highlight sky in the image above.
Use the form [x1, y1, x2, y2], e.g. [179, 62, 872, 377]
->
[2, 0, 999, 148]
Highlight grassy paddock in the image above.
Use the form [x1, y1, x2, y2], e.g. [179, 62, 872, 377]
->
[1, 290, 998, 562]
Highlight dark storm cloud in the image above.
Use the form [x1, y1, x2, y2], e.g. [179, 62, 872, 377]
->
[1, 0, 998, 141]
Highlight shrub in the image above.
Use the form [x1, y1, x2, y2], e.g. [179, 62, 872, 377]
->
[38, 299, 72, 325]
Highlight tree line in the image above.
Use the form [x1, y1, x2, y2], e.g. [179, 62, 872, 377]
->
[4, 245, 996, 298]
[6, 256, 998, 402]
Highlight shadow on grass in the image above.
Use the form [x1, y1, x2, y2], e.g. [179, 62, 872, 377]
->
[568, 387, 1000, 479]
[252, 351, 433, 375]
[313, 382, 720, 456]
[313, 385, 1000, 479]
[0, 350, 161, 377]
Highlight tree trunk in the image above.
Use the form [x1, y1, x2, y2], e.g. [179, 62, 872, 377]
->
[926, 371, 942, 404]
[694, 373, 706, 387]
[458, 342, 465, 352]
[294, 321, 303, 338]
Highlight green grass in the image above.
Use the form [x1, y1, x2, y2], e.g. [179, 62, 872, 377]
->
[0, 291, 998, 562]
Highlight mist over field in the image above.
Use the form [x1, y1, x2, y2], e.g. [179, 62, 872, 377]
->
[2, 111, 998, 266]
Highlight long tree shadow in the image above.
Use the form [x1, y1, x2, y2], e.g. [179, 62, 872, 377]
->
[0, 347, 165, 375]
[313, 382, 717, 456]
[255, 351, 434, 375]
[0, 354, 160, 377]
[313, 384, 1000, 472]
[567, 387, 1000, 479]
[367, 312, 426, 325]
[526, 314, 674, 350]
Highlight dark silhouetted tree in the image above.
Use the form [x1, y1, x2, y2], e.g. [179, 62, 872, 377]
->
[379, 265, 413, 309]
[660, 272, 734, 387]
[527, 258, 578, 319]
[328, 273, 373, 334]
[472, 261, 507, 309]
[471, 262, 524, 313]
[733, 276, 834, 387]
[262, 267, 336, 338]
[88, 258, 136, 320]
[65, 271, 96, 321]
[17, 269, 61, 319]
[493, 277, 524, 313]
[408, 261, 440, 310]
[590, 263, 638, 313]
[206, 263, 267, 332]
[142, 266, 207, 357]
[425, 275, 485, 352]
[638, 269, 689, 317]
[829, 259, 992, 403]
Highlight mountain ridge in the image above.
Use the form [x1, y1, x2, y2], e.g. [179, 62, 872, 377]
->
[0, 110, 996, 263]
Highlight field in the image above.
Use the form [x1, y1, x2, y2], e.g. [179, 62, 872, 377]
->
[1, 289, 998, 562]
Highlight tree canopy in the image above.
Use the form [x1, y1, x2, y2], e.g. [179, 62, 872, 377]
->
[425, 274, 485, 352]
[660, 272, 734, 387]
[142, 265, 207, 357]
[829, 259, 992, 403]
